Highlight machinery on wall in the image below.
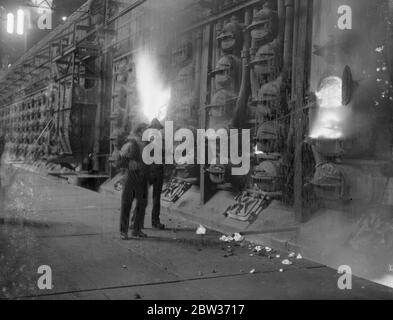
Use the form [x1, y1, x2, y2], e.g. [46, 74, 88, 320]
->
[0, 0, 107, 176]
[306, 66, 388, 208]
[243, 1, 286, 220]
[206, 16, 244, 186]
[168, 35, 199, 182]
[0, 0, 323, 223]
[196, 0, 292, 222]
[0, 0, 298, 215]
[307, 0, 393, 212]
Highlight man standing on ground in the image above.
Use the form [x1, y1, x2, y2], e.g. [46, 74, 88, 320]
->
[147, 118, 165, 230]
[114, 123, 148, 239]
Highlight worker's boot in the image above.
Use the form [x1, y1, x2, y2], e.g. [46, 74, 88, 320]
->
[131, 230, 148, 238]
[152, 221, 165, 230]
[120, 232, 128, 240]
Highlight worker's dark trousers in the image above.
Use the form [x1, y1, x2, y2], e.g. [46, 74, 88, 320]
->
[150, 166, 164, 225]
[120, 170, 147, 234]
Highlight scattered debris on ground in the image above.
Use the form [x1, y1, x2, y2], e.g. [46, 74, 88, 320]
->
[196, 225, 207, 235]
[281, 259, 293, 265]
[220, 235, 234, 242]
[233, 233, 245, 242]
[219, 232, 245, 243]
[217, 232, 303, 271]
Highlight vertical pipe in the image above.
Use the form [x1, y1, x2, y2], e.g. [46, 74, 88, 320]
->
[194, 29, 203, 117]
[387, 0, 393, 161]
[283, 0, 294, 75]
[293, 0, 312, 222]
[277, 0, 285, 49]
[231, 8, 252, 129]
[211, 22, 219, 98]
[291, 0, 299, 99]
[293, 0, 302, 222]
[200, 24, 213, 204]
[93, 57, 103, 172]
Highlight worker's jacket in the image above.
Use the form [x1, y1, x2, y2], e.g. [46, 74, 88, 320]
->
[116, 137, 147, 176]
[148, 136, 165, 182]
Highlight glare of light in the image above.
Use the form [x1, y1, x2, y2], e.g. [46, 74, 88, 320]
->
[62, 16, 67, 21]
[16, 9, 24, 35]
[6, 13, 14, 34]
[254, 145, 265, 155]
[315, 76, 343, 109]
[309, 128, 342, 140]
[310, 76, 346, 140]
[372, 274, 393, 289]
[135, 50, 171, 122]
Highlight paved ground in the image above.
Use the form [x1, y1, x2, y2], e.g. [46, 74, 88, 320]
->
[0, 165, 393, 300]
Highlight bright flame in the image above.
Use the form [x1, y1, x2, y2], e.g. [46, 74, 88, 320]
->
[310, 76, 346, 140]
[135, 50, 171, 122]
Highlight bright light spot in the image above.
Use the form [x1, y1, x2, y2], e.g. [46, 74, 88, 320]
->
[372, 274, 393, 289]
[315, 76, 342, 109]
[62, 16, 67, 21]
[135, 50, 171, 122]
[6, 13, 14, 34]
[16, 9, 24, 35]
[254, 145, 264, 155]
[310, 76, 347, 140]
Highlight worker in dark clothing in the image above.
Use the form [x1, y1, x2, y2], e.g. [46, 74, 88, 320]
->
[148, 118, 165, 230]
[114, 123, 148, 239]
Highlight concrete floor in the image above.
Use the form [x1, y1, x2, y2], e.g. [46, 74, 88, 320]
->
[1, 165, 393, 300]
